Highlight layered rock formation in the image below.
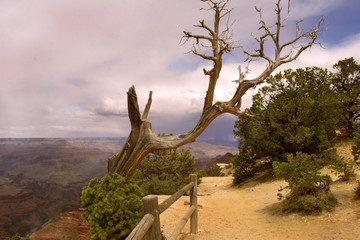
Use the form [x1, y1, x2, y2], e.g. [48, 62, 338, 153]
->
[0, 138, 236, 238]
[30, 210, 90, 240]
[0, 138, 112, 238]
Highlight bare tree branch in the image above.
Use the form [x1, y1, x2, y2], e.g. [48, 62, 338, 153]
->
[142, 91, 152, 120]
[108, 0, 322, 180]
[240, 0, 322, 89]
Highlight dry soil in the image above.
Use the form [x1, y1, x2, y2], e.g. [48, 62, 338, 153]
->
[160, 140, 360, 240]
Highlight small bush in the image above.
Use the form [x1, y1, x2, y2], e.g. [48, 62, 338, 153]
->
[232, 145, 256, 185]
[352, 121, 360, 163]
[199, 165, 222, 177]
[282, 192, 338, 214]
[206, 165, 222, 176]
[273, 152, 337, 214]
[4, 233, 30, 240]
[140, 177, 179, 195]
[354, 181, 360, 200]
[329, 152, 357, 181]
[134, 149, 198, 195]
[5, 234, 21, 240]
[81, 173, 143, 240]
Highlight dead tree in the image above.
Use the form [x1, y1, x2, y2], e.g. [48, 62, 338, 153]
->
[108, 0, 323, 180]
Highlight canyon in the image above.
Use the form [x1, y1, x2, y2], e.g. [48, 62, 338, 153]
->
[0, 138, 236, 238]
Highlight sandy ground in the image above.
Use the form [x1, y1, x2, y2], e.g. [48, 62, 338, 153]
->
[160, 140, 360, 240]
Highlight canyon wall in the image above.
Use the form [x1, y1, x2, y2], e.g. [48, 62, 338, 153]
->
[0, 138, 115, 238]
[0, 138, 236, 238]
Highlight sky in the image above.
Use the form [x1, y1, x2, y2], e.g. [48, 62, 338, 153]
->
[1, 0, 360, 145]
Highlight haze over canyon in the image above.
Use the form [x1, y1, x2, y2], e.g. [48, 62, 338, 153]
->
[0, 138, 236, 238]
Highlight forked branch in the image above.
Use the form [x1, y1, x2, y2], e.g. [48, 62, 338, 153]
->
[183, 0, 235, 112]
[108, 0, 322, 180]
[235, 0, 322, 101]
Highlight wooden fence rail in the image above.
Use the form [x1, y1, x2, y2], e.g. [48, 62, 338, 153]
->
[126, 174, 198, 240]
[126, 214, 154, 240]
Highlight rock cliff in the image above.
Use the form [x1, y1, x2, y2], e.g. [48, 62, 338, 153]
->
[0, 138, 110, 238]
[30, 210, 90, 240]
[0, 138, 236, 238]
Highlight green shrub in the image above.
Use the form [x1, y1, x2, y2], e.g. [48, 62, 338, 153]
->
[354, 181, 360, 200]
[234, 67, 341, 162]
[273, 152, 337, 214]
[81, 173, 143, 240]
[5, 234, 21, 240]
[5, 234, 30, 240]
[206, 165, 221, 176]
[328, 152, 357, 181]
[231, 144, 256, 185]
[139, 177, 180, 195]
[352, 121, 360, 163]
[134, 149, 197, 195]
[282, 192, 338, 214]
[331, 58, 360, 137]
[199, 165, 222, 177]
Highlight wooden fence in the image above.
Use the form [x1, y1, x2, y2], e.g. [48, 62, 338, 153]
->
[126, 174, 198, 240]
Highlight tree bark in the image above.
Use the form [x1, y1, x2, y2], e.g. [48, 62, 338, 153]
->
[108, 0, 322, 180]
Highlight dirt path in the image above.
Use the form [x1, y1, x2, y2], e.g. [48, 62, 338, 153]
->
[160, 140, 360, 240]
[160, 176, 360, 240]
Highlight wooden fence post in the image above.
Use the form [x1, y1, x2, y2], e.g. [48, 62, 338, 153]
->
[189, 174, 198, 234]
[142, 195, 162, 240]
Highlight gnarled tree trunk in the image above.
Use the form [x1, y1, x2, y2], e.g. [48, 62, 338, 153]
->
[108, 0, 323, 180]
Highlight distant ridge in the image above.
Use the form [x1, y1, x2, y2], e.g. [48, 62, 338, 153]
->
[0, 136, 237, 148]
[0, 138, 237, 237]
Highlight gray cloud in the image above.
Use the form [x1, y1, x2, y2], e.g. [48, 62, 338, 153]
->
[0, 0, 359, 140]
[94, 108, 128, 117]
[67, 78, 89, 87]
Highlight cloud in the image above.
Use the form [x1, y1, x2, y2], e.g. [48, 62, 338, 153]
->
[0, 0, 359, 140]
[67, 78, 89, 87]
[289, 0, 344, 19]
[94, 97, 128, 117]
[278, 33, 360, 71]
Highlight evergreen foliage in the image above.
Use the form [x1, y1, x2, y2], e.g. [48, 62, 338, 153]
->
[234, 67, 341, 161]
[231, 143, 257, 185]
[81, 173, 143, 240]
[273, 152, 337, 214]
[5, 234, 21, 240]
[4, 233, 30, 240]
[134, 149, 197, 195]
[199, 165, 222, 177]
[328, 151, 357, 181]
[351, 121, 360, 163]
[331, 57, 360, 137]
[354, 181, 360, 200]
